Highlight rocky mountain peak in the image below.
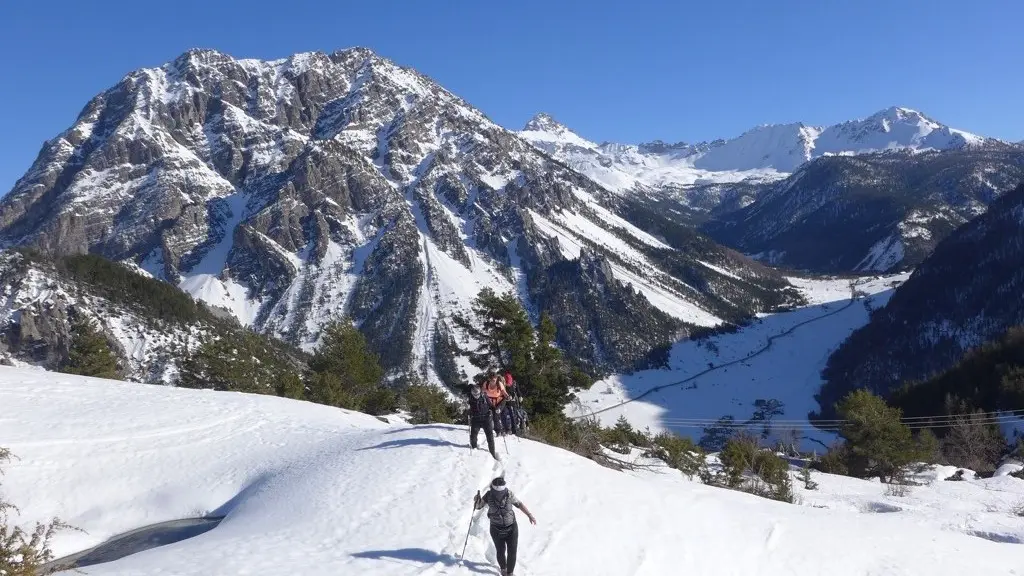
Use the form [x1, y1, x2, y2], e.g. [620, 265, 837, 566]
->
[522, 112, 565, 133]
[0, 48, 794, 383]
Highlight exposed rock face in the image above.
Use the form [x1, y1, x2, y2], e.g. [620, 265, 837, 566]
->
[0, 48, 794, 379]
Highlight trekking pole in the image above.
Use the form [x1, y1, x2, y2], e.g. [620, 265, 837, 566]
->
[459, 492, 481, 565]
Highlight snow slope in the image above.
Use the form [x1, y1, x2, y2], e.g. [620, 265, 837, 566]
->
[519, 107, 992, 203]
[2, 367, 1022, 575]
[568, 273, 912, 448]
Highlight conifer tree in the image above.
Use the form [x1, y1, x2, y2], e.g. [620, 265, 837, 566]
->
[61, 317, 120, 379]
[836, 389, 920, 481]
[178, 331, 300, 395]
[305, 318, 384, 410]
[453, 289, 585, 417]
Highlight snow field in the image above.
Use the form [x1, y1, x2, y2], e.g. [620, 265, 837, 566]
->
[1, 368, 1022, 575]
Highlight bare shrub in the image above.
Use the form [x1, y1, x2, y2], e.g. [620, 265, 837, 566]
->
[1, 447, 77, 576]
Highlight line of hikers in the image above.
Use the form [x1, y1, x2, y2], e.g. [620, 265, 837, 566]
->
[463, 370, 536, 574]
[466, 369, 528, 460]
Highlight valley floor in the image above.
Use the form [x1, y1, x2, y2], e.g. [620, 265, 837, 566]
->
[568, 273, 911, 448]
[1, 367, 1022, 575]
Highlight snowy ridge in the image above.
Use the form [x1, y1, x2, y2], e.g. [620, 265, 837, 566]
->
[528, 208, 722, 326]
[518, 107, 994, 209]
[2, 368, 1022, 575]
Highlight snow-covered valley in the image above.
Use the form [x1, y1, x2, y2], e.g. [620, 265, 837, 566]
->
[2, 367, 1022, 576]
[568, 273, 912, 448]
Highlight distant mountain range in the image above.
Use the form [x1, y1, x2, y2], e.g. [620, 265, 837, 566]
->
[519, 106, 995, 195]
[701, 146, 1024, 273]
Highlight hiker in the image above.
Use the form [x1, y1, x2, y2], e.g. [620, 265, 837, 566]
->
[500, 372, 521, 435]
[482, 371, 510, 434]
[468, 384, 498, 459]
[473, 476, 536, 576]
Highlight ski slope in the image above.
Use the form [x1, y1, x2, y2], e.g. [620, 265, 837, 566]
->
[568, 274, 912, 448]
[2, 367, 1022, 575]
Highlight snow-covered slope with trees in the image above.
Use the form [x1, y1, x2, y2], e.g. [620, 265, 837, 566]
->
[519, 107, 995, 202]
[819, 182, 1024, 413]
[0, 250, 299, 383]
[3, 367, 1022, 576]
[0, 48, 797, 381]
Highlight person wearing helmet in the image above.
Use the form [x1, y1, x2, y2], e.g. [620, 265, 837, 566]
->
[473, 476, 536, 576]
[468, 383, 497, 459]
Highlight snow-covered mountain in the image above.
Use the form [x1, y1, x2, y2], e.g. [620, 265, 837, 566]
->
[4, 368, 1023, 575]
[0, 48, 797, 380]
[819, 182, 1024, 411]
[702, 145, 1024, 273]
[520, 113, 786, 199]
[518, 107, 994, 204]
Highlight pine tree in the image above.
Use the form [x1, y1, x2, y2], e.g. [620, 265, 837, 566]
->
[307, 371, 354, 409]
[836, 389, 918, 482]
[452, 289, 583, 417]
[60, 317, 120, 379]
[178, 331, 300, 395]
[453, 288, 533, 375]
[276, 372, 305, 400]
[305, 318, 384, 410]
[799, 462, 818, 490]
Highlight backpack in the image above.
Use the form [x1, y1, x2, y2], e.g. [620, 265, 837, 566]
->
[483, 379, 505, 406]
[486, 489, 516, 527]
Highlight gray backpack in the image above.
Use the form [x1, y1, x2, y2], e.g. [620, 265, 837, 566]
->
[486, 489, 516, 527]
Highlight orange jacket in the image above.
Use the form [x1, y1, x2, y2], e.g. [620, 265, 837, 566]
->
[482, 379, 508, 406]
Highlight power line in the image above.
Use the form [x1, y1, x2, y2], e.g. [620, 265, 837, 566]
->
[659, 414, 1024, 432]
[655, 408, 1024, 426]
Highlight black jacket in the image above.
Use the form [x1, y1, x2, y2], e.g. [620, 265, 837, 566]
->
[468, 393, 491, 420]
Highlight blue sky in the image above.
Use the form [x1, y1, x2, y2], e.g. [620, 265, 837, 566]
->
[1, 0, 1020, 193]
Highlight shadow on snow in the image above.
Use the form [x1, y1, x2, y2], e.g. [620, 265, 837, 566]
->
[357, 437, 467, 451]
[351, 547, 494, 573]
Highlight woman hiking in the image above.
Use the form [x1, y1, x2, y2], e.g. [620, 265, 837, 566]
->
[481, 371, 510, 434]
[472, 476, 536, 576]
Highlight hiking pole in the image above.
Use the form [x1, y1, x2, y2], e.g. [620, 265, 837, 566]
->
[459, 492, 481, 565]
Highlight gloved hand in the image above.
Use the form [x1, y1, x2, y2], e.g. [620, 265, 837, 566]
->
[473, 490, 481, 507]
